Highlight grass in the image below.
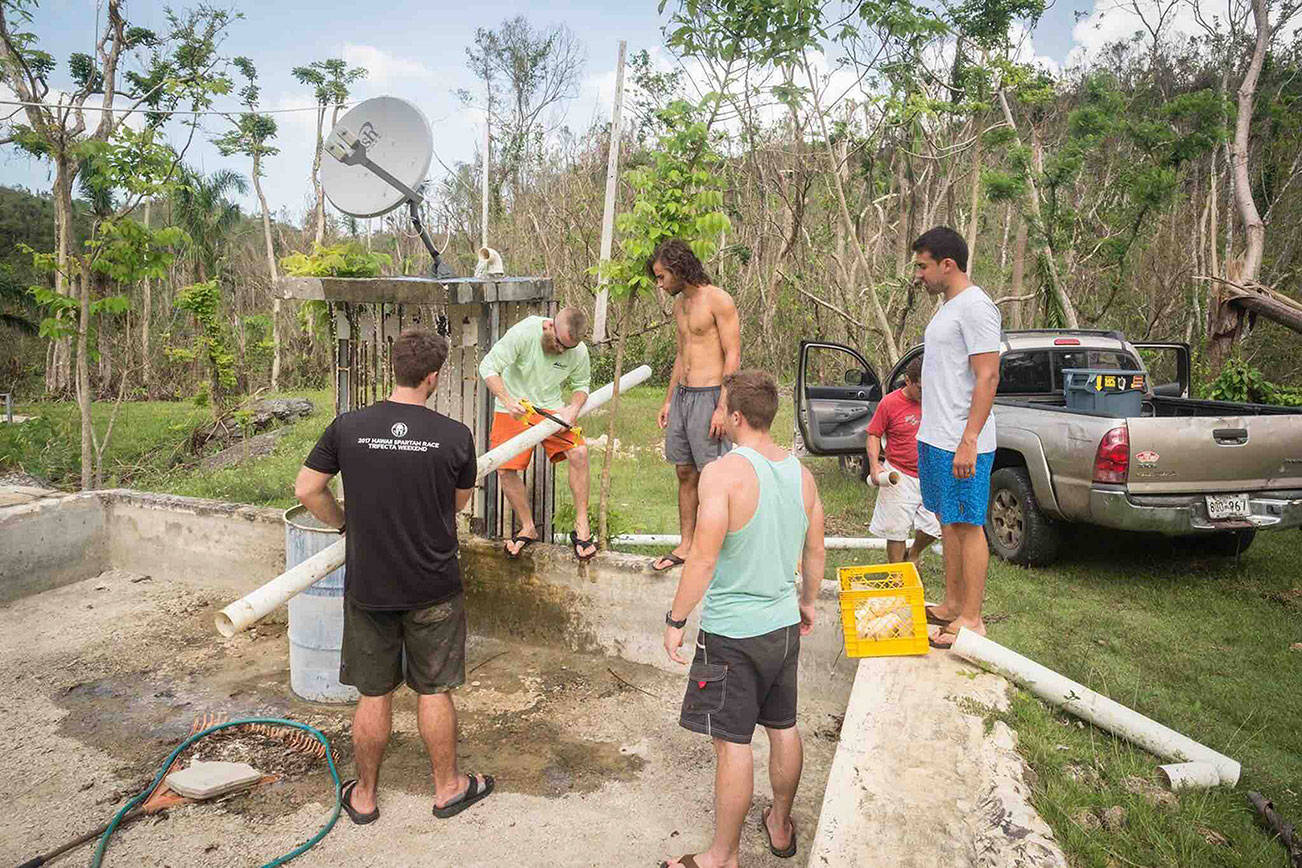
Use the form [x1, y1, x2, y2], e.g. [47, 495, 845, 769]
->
[3, 385, 1299, 866]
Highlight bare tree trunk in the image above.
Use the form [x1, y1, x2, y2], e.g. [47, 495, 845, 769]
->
[252, 151, 283, 391]
[1208, 0, 1269, 372]
[76, 259, 93, 490]
[45, 156, 76, 395]
[597, 291, 636, 547]
[312, 104, 326, 249]
[965, 120, 983, 277]
[998, 90, 1079, 328]
[141, 200, 152, 394]
[1011, 213, 1028, 329]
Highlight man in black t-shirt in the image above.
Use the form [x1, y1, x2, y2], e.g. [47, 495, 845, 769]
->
[295, 327, 495, 825]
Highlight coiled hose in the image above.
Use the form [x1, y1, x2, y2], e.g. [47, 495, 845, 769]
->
[91, 717, 342, 867]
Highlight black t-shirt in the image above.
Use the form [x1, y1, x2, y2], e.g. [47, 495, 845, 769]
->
[304, 401, 477, 610]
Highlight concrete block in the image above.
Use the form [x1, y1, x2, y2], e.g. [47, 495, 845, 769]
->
[166, 760, 262, 799]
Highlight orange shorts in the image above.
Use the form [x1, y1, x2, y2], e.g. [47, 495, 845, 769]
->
[489, 411, 582, 472]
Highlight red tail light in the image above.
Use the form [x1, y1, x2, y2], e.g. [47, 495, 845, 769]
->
[1094, 426, 1129, 483]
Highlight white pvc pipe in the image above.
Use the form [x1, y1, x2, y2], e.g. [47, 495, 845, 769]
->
[214, 365, 653, 637]
[1159, 762, 1222, 791]
[951, 629, 1240, 786]
[565, 533, 941, 555]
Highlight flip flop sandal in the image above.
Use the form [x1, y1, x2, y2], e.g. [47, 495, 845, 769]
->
[340, 779, 379, 825]
[925, 606, 952, 628]
[570, 530, 598, 562]
[761, 807, 798, 858]
[432, 773, 495, 819]
[504, 535, 538, 560]
[651, 552, 685, 572]
[658, 856, 702, 868]
[928, 625, 958, 650]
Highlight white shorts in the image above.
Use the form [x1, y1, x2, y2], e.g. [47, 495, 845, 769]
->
[868, 462, 941, 541]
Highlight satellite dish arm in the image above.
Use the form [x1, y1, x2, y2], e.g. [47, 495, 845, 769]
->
[407, 199, 442, 269]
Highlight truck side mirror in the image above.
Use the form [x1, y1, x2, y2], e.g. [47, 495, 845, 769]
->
[844, 369, 867, 386]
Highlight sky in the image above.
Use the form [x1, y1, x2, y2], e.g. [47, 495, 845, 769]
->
[1, 0, 1204, 224]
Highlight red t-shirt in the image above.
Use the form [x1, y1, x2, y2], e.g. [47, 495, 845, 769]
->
[866, 389, 923, 477]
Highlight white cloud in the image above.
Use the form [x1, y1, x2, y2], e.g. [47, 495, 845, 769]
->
[341, 44, 436, 88]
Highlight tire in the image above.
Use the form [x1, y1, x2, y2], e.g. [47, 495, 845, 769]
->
[1194, 529, 1256, 557]
[985, 467, 1063, 566]
[839, 454, 869, 482]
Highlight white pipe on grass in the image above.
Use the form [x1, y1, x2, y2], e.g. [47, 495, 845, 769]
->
[1159, 762, 1222, 791]
[951, 629, 1240, 786]
[214, 365, 653, 637]
[564, 533, 941, 556]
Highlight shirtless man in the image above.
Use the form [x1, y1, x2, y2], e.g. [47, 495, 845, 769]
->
[650, 239, 741, 573]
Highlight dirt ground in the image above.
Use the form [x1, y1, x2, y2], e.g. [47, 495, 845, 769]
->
[0, 570, 843, 867]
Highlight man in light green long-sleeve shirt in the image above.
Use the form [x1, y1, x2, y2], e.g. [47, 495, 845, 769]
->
[478, 309, 594, 560]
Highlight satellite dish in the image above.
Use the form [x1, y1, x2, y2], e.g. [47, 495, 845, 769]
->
[321, 96, 433, 218]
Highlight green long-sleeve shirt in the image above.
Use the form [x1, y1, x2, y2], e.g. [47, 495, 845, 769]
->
[478, 315, 591, 412]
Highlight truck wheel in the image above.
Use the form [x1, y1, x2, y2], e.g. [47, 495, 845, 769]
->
[839, 454, 869, 482]
[1196, 529, 1256, 557]
[986, 467, 1062, 566]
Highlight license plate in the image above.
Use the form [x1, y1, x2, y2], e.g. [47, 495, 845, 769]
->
[1206, 493, 1250, 520]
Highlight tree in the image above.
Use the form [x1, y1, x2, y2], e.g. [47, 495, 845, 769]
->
[461, 17, 585, 207]
[215, 57, 283, 390]
[594, 99, 731, 545]
[170, 168, 247, 282]
[292, 58, 367, 249]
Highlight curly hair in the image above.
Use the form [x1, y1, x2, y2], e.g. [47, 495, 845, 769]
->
[646, 239, 712, 287]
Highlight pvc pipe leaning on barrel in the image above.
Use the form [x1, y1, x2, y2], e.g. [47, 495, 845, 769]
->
[950, 629, 1240, 786]
[214, 364, 654, 638]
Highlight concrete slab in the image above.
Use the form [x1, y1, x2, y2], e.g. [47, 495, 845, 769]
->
[0, 492, 35, 506]
[167, 760, 263, 799]
[808, 653, 1066, 867]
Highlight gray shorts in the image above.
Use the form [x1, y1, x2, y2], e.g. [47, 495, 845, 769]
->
[340, 594, 467, 696]
[665, 385, 732, 471]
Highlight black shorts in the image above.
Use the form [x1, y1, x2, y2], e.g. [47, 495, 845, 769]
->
[678, 623, 801, 745]
[340, 594, 467, 696]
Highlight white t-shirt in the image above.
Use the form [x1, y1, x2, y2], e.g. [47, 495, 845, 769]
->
[917, 285, 1001, 453]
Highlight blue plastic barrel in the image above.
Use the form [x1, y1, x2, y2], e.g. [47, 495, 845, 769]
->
[284, 505, 359, 703]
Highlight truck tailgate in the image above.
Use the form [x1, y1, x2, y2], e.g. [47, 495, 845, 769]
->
[1126, 414, 1302, 493]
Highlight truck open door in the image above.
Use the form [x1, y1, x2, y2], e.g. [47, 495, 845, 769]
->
[796, 340, 881, 456]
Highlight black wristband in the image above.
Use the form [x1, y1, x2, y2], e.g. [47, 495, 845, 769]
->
[665, 610, 687, 629]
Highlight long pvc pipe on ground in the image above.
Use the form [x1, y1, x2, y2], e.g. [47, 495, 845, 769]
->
[951, 629, 1240, 786]
[561, 533, 941, 556]
[214, 365, 653, 637]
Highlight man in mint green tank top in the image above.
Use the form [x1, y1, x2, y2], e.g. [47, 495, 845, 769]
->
[659, 370, 827, 868]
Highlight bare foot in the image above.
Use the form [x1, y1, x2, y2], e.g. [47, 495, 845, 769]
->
[505, 530, 539, 557]
[433, 773, 490, 809]
[764, 807, 794, 851]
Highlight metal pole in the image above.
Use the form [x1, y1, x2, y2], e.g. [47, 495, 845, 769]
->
[592, 40, 627, 344]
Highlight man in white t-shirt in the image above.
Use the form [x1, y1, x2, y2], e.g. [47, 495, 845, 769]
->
[910, 227, 1001, 649]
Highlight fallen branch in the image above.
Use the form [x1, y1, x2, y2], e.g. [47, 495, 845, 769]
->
[467, 650, 509, 677]
[1248, 792, 1302, 867]
[992, 291, 1038, 306]
[606, 666, 659, 699]
[1193, 275, 1302, 334]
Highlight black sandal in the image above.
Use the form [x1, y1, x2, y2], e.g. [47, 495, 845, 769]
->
[570, 530, 598, 562]
[340, 779, 379, 825]
[432, 773, 495, 819]
[504, 534, 538, 560]
[651, 552, 685, 572]
[761, 807, 797, 858]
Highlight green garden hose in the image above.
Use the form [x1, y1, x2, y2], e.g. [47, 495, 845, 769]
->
[91, 717, 342, 868]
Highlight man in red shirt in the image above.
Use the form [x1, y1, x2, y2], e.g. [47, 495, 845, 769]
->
[866, 356, 939, 564]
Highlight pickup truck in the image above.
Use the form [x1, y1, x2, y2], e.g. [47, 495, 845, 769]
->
[796, 329, 1302, 565]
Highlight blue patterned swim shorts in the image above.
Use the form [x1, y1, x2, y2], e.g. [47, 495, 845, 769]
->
[917, 442, 995, 526]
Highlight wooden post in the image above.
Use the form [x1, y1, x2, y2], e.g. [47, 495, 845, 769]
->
[592, 40, 627, 344]
[481, 119, 490, 250]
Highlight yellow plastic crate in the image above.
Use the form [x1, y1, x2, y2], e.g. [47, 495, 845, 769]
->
[837, 562, 929, 657]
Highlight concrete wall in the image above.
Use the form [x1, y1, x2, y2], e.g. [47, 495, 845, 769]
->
[459, 535, 856, 696]
[0, 493, 108, 602]
[102, 490, 284, 600]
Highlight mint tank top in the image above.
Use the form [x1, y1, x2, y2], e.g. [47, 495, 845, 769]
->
[700, 446, 808, 639]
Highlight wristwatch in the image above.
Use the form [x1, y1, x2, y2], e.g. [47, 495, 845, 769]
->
[665, 610, 687, 629]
